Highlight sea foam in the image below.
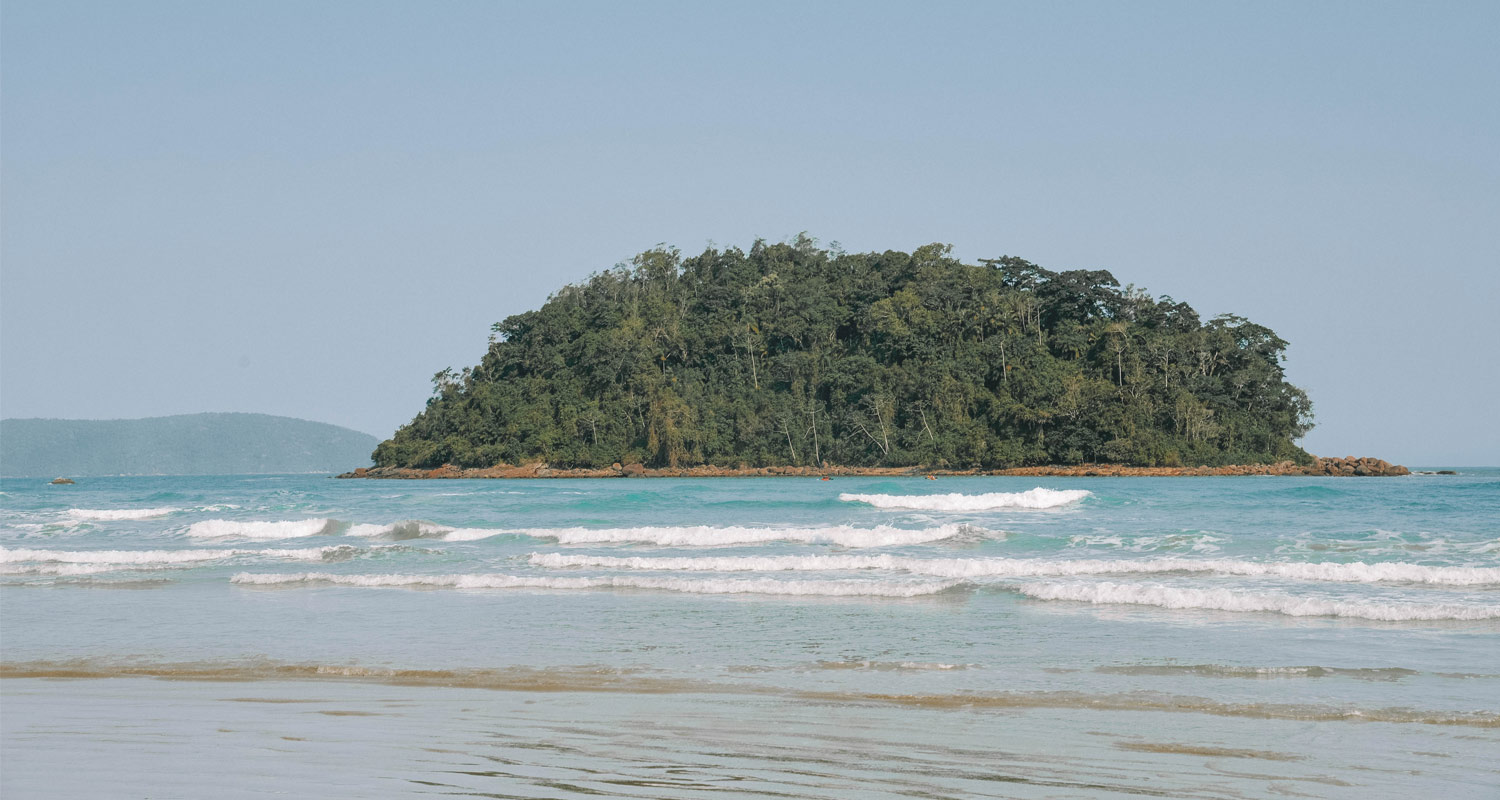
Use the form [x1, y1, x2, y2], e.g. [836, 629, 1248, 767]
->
[229, 571, 961, 597]
[840, 488, 1090, 511]
[525, 553, 1500, 586]
[1, 563, 184, 576]
[1014, 581, 1500, 621]
[0, 546, 356, 565]
[65, 508, 180, 521]
[345, 521, 451, 540]
[474, 524, 987, 547]
[185, 519, 340, 540]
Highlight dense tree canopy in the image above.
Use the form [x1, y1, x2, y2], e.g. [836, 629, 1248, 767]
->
[375, 238, 1313, 470]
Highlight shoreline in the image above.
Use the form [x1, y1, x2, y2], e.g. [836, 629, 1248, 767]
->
[338, 455, 1409, 480]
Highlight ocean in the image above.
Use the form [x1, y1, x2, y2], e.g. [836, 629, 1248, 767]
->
[2, 472, 1497, 798]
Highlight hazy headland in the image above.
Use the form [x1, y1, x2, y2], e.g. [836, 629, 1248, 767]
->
[0, 413, 377, 477]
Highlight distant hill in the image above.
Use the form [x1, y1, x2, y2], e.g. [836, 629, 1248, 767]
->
[0, 413, 380, 477]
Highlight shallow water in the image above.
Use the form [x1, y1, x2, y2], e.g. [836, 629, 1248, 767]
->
[2, 472, 1498, 797]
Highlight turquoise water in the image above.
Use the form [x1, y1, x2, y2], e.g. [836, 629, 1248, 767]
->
[2, 472, 1498, 797]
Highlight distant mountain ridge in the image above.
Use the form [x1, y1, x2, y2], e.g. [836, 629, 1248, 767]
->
[0, 413, 379, 477]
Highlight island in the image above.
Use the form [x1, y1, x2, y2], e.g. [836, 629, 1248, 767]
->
[356, 238, 1405, 477]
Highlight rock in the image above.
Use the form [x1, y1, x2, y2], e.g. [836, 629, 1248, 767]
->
[622, 463, 646, 477]
[1307, 456, 1408, 477]
[50, 477, 75, 485]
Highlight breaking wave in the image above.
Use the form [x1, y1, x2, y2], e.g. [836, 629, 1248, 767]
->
[525, 553, 1500, 586]
[64, 508, 180, 521]
[185, 519, 340, 540]
[1068, 532, 1226, 554]
[1014, 581, 1500, 621]
[2, 563, 181, 576]
[840, 488, 1090, 511]
[440, 528, 511, 542]
[1095, 664, 1424, 681]
[445, 524, 987, 547]
[230, 571, 961, 597]
[345, 521, 451, 540]
[0, 546, 356, 566]
[810, 660, 971, 671]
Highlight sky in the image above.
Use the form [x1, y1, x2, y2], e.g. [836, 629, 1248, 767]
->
[2, 0, 1496, 465]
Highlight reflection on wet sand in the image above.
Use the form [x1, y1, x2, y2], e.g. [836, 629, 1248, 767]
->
[5, 659, 1499, 728]
[6, 675, 1496, 800]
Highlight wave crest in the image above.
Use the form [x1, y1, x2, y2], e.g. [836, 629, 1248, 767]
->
[1015, 581, 1500, 621]
[185, 519, 339, 540]
[525, 553, 1500, 586]
[442, 524, 986, 547]
[1, 546, 358, 567]
[230, 571, 961, 597]
[65, 508, 179, 521]
[345, 521, 451, 540]
[840, 488, 1089, 511]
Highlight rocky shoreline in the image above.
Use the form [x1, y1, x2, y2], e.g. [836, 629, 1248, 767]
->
[338, 455, 1408, 480]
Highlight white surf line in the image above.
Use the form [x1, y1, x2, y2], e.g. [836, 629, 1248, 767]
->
[839, 488, 1090, 511]
[1, 546, 353, 564]
[526, 553, 1500, 587]
[64, 507, 180, 521]
[185, 519, 340, 539]
[230, 571, 962, 597]
[1014, 581, 1500, 621]
[442, 523, 990, 547]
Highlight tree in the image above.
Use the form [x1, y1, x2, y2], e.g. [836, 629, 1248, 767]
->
[372, 239, 1315, 469]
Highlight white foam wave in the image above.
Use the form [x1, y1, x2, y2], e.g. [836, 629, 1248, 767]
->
[184, 519, 339, 540]
[525, 553, 1500, 587]
[840, 488, 1090, 511]
[813, 660, 970, 671]
[1015, 581, 1500, 621]
[230, 572, 960, 597]
[442, 528, 509, 542]
[65, 507, 179, 521]
[482, 524, 985, 547]
[1069, 532, 1225, 554]
[0, 546, 355, 566]
[0, 562, 197, 576]
[345, 521, 451, 539]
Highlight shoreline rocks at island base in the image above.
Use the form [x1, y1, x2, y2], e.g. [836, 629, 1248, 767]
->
[1301, 456, 1410, 477]
[337, 455, 1409, 480]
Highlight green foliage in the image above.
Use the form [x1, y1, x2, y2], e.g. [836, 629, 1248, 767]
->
[376, 240, 1314, 469]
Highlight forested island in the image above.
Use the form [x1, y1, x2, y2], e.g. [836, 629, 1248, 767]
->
[371, 238, 1331, 473]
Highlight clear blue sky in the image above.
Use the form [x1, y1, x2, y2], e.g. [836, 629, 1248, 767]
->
[3, 0, 1496, 464]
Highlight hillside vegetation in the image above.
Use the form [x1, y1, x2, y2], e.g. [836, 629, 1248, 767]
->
[1, 413, 378, 477]
[376, 238, 1313, 470]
